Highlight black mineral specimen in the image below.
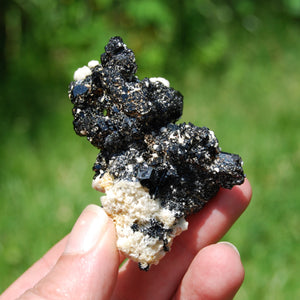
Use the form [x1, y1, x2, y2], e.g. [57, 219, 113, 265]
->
[68, 36, 245, 269]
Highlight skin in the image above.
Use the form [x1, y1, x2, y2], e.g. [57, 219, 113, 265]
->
[1, 178, 252, 300]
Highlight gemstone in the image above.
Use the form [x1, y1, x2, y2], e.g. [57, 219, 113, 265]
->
[68, 36, 245, 270]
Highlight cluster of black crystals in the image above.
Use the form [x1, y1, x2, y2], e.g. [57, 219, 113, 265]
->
[68, 37, 245, 268]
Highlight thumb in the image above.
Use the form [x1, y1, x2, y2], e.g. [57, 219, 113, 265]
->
[19, 205, 119, 300]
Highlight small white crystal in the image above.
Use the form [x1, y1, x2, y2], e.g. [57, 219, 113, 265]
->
[73, 66, 92, 81]
[150, 77, 170, 87]
[88, 60, 99, 68]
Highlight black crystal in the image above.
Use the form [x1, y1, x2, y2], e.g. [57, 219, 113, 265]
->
[68, 36, 245, 269]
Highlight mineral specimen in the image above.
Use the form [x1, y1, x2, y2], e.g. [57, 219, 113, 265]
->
[68, 36, 245, 270]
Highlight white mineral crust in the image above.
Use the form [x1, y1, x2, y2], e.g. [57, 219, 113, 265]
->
[149, 77, 170, 87]
[73, 66, 92, 81]
[92, 173, 188, 266]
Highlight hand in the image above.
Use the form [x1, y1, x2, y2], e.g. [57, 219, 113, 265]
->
[1, 179, 252, 300]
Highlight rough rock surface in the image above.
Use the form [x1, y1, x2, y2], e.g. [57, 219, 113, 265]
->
[68, 36, 245, 270]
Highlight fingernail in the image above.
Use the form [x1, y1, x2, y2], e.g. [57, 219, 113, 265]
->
[218, 241, 241, 257]
[64, 205, 108, 254]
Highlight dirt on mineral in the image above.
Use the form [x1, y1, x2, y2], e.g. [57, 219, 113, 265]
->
[68, 36, 245, 270]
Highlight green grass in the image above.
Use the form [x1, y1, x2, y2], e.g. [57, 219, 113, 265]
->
[182, 27, 300, 299]
[1, 27, 299, 298]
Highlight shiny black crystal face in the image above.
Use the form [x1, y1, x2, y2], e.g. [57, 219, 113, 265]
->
[68, 36, 245, 217]
[69, 36, 183, 152]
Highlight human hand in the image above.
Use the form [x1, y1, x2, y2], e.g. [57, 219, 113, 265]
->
[1, 179, 252, 300]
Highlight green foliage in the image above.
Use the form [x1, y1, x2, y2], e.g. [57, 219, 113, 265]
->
[1, 0, 300, 298]
[284, 0, 300, 16]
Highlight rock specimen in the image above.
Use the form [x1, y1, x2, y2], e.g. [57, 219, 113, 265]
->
[68, 36, 245, 270]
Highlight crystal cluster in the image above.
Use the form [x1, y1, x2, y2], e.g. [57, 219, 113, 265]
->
[68, 36, 245, 270]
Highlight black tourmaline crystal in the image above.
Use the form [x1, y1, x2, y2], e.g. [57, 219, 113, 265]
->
[68, 36, 245, 270]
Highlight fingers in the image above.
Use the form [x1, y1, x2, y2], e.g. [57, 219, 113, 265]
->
[112, 179, 252, 300]
[172, 242, 245, 300]
[176, 177, 252, 256]
[2, 179, 251, 300]
[17, 205, 119, 300]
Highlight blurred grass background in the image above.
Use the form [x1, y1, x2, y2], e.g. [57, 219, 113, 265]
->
[0, 0, 299, 298]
